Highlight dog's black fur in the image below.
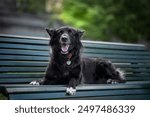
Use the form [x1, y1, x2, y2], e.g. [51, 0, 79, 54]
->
[30, 26, 126, 95]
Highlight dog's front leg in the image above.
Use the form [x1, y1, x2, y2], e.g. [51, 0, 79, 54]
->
[66, 78, 78, 95]
[30, 79, 44, 85]
[66, 65, 81, 95]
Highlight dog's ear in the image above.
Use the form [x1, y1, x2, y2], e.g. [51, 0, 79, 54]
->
[46, 28, 56, 46]
[46, 28, 56, 37]
[76, 29, 84, 39]
[75, 29, 84, 49]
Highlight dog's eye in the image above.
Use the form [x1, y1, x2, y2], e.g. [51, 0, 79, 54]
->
[58, 30, 63, 34]
[68, 29, 72, 33]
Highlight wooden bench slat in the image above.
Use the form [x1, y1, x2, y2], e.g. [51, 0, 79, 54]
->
[0, 43, 49, 51]
[0, 78, 40, 84]
[84, 48, 150, 55]
[0, 67, 45, 72]
[104, 59, 150, 63]
[0, 61, 48, 67]
[127, 77, 150, 81]
[8, 89, 150, 100]
[126, 74, 150, 77]
[1, 84, 63, 88]
[0, 77, 41, 85]
[0, 49, 49, 56]
[0, 73, 44, 78]
[82, 40, 145, 46]
[0, 55, 49, 61]
[83, 53, 150, 59]
[6, 83, 150, 93]
[74, 94, 150, 100]
[116, 64, 150, 68]
[123, 68, 150, 72]
[0, 37, 48, 45]
[83, 43, 146, 50]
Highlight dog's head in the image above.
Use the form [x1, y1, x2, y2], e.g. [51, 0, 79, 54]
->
[46, 26, 84, 55]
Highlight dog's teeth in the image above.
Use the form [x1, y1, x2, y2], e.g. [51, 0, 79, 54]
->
[66, 87, 76, 95]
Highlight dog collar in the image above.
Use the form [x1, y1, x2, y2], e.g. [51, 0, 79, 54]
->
[66, 53, 72, 65]
[66, 60, 71, 65]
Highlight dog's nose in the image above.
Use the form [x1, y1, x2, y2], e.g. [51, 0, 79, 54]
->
[61, 37, 68, 42]
[61, 34, 69, 42]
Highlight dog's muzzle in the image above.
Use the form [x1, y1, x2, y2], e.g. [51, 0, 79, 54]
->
[60, 33, 71, 54]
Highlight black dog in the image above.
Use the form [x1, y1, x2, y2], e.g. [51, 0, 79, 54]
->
[30, 26, 126, 95]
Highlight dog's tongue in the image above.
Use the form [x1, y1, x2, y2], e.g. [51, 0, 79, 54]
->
[61, 45, 69, 54]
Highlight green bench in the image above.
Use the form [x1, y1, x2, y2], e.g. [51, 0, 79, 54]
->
[0, 34, 150, 100]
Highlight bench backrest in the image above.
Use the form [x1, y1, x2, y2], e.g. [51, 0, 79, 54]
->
[0, 35, 150, 84]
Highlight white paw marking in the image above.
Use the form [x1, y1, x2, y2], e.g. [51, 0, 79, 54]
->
[111, 80, 118, 84]
[30, 81, 40, 85]
[66, 87, 76, 95]
[107, 79, 118, 84]
[107, 79, 112, 84]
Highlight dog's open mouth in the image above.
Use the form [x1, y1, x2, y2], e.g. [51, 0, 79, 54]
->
[61, 44, 70, 54]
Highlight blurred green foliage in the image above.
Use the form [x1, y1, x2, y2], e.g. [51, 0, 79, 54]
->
[59, 0, 150, 42]
[15, 0, 150, 42]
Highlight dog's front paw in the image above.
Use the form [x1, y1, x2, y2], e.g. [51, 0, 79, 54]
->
[30, 81, 40, 85]
[107, 79, 118, 84]
[66, 87, 76, 95]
